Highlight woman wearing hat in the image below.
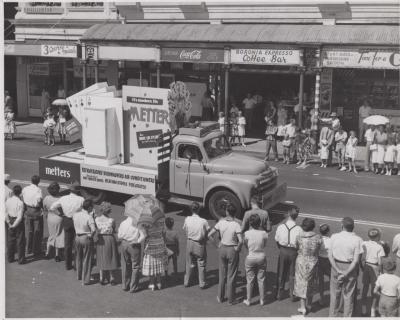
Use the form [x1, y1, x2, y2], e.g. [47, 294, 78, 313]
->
[43, 182, 64, 261]
[95, 201, 119, 285]
[4, 106, 16, 140]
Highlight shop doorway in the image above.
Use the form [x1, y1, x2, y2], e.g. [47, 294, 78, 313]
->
[229, 71, 315, 137]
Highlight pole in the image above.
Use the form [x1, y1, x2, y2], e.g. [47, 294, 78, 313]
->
[63, 61, 67, 96]
[82, 61, 87, 89]
[314, 48, 321, 110]
[94, 61, 99, 83]
[156, 63, 160, 88]
[298, 71, 304, 129]
[224, 65, 230, 137]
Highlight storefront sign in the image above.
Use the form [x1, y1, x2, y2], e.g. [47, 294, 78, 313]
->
[39, 157, 81, 185]
[99, 46, 158, 61]
[41, 44, 77, 58]
[28, 63, 50, 76]
[322, 50, 400, 69]
[80, 164, 156, 195]
[161, 48, 224, 63]
[137, 129, 163, 149]
[84, 45, 98, 60]
[230, 49, 301, 65]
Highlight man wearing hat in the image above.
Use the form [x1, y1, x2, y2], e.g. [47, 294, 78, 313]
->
[4, 174, 12, 203]
[373, 259, 400, 317]
[50, 182, 84, 270]
[319, 122, 334, 167]
[183, 202, 210, 289]
[361, 228, 385, 315]
[22, 175, 44, 257]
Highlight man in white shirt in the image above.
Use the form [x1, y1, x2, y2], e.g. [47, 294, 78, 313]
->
[364, 125, 376, 172]
[392, 232, 400, 277]
[319, 123, 335, 166]
[72, 199, 96, 285]
[22, 175, 43, 257]
[359, 100, 372, 140]
[51, 183, 84, 270]
[329, 217, 363, 317]
[274, 205, 302, 301]
[118, 216, 146, 293]
[183, 202, 210, 289]
[5, 185, 26, 264]
[284, 118, 297, 163]
[4, 173, 12, 203]
[242, 93, 256, 131]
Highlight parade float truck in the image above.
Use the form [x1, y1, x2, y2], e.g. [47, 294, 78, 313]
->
[39, 82, 286, 219]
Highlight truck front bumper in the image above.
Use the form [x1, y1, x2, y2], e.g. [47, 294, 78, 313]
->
[261, 182, 287, 210]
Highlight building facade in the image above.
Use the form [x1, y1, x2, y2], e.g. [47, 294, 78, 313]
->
[5, 1, 400, 136]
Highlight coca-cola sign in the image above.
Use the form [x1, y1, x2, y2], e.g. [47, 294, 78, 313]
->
[161, 48, 224, 63]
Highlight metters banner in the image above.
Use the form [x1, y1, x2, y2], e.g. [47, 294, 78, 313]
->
[80, 164, 156, 195]
[122, 86, 170, 168]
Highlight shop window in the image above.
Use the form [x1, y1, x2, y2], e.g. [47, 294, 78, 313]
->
[70, 2, 103, 6]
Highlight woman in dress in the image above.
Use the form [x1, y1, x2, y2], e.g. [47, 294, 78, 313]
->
[4, 106, 16, 140]
[43, 182, 64, 261]
[293, 218, 323, 315]
[40, 87, 51, 116]
[95, 201, 119, 285]
[142, 206, 168, 291]
[276, 102, 288, 140]
[371, 125, 388, 174]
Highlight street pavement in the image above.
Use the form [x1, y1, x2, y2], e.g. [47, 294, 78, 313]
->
[3, 132, 400, 318]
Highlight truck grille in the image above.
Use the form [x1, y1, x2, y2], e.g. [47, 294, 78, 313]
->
[258, 176, 277, 193]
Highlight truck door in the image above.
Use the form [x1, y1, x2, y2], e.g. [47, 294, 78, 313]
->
[173, 143, 205, 198]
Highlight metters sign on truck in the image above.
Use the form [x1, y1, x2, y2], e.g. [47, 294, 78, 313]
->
[122, 86, 170, 168]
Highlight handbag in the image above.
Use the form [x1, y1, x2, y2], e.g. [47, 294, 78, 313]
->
[369, 144, 378, 151]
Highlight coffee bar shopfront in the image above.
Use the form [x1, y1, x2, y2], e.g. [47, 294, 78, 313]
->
[322, 48, 400, 131]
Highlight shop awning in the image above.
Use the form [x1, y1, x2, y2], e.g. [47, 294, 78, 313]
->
[81, 23, 400, 46]
[5, 39, 78, 58]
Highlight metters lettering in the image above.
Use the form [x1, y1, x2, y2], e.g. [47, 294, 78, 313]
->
[130, 106, 169, 125]
[45, 166, 71, 178]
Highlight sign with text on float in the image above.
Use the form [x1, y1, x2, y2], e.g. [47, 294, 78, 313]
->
[230, 49, 301, 65]
[161, 48, 224, 63]
[80, 164, 156, 195]
[122, 86, 170, 168]
[322, 50, 400, 69]
[39, 157, 81, 185]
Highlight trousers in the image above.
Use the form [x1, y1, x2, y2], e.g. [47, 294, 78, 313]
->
[120, 241, 141, 292]
[379, 294, 399, 317]
[265, 139, 278, 159]
[75, 234, 93, 284]
[7, 219, 26, 263]
[365, 141, 372, 170]
[245, 255, 267, 302]
[25, 214, 43, 256]
[63, 217, 75, 270]
[329, 261, 358, 317]
[276, 246, 297, 298]
[218, 245, 239, 304]
[184, 239, 207, 287]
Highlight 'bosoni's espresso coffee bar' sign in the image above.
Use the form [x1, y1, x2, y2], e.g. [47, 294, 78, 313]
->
[161, 48, 224, 63]
[231, 49, 301, 65]
[322, 49, 400, 69]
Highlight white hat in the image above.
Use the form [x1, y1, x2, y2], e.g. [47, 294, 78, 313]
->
[4, 174, 10, 181]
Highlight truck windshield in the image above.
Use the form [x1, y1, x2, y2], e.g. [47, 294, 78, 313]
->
[203, 135, 232, 159]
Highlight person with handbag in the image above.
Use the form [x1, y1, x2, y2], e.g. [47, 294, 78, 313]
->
[371, 125, 388, 174]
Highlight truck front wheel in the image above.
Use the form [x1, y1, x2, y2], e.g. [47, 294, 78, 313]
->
[208, 190, 243, 220]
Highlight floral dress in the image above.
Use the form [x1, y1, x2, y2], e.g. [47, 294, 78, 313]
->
[293, 231, 322, 299]
[142, 218, 168, 277]
[4, 112, 16, 134]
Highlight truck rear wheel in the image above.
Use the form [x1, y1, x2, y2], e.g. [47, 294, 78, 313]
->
[208, 190, 243, 221]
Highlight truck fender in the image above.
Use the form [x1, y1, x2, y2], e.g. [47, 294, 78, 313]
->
[204, 182, 249, 210]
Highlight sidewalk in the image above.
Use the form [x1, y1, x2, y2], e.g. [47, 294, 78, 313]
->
[12, 121, 369, 163]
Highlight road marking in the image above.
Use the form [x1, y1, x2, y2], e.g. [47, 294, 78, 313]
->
[288, 186, 400, 201]
[5, 158, 37, 163]
[299, 212, 400, 230]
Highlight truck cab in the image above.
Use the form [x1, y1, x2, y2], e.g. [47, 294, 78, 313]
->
[166, 123, 286, 219]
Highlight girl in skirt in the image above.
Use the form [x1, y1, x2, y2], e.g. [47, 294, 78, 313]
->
[4, 107, 16, 140]
[345, 130, 358, 173]
[320, 139, 329, 168]
[229, 110, 238, 145]
[237, 111, 246, 147]
[384, 137, 396, 176]
[282, 134, 292, 164]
